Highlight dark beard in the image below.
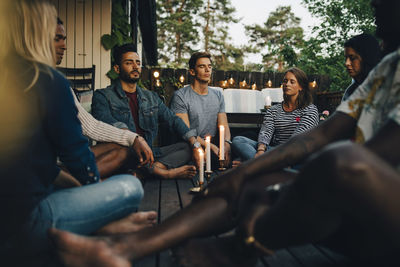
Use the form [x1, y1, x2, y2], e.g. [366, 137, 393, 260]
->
[120, 70, 140, 83]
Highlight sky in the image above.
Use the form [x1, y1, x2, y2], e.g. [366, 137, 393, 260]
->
[229, 0, 320, 63]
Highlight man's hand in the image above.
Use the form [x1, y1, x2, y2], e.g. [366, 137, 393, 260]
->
[132, 136, 154, 167]
[254, 150, 264, 158]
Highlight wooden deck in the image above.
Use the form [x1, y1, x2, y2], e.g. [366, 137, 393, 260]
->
[136, 178, 352, 267]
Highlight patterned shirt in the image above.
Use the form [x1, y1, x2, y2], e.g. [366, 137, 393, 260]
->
[258, 103, 319, 146]
[336, 48, 400, 146]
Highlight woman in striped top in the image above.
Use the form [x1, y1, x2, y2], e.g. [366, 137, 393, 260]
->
[232, 67, 319, 161]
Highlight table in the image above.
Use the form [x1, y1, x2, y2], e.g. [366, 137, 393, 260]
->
[223, 88, 264, 113]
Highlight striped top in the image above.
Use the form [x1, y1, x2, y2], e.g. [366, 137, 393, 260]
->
[258, 103, 319, 146]
[72, 89, 138, 147]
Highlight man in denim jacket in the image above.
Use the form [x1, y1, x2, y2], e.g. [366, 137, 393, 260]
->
[92, 44, 201, 179]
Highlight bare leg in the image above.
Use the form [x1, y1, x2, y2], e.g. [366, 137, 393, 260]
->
[95, 211, 157, 235]
[152, 161, 197, 179]
[91, 143, 130, 178]
[49, 170, 295, 265]
[251, 143, 400, 265]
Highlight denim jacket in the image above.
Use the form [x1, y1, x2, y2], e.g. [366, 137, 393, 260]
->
[91, 80, 195, 156]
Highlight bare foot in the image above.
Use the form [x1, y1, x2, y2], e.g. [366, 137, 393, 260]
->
[96, 211, 157, 235]
[49, 228, 130, 267]
[173, 236, 258, 267]
[166, 165, 197, 179]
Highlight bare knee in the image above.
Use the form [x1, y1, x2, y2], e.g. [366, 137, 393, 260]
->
[299, 142, 376, 193]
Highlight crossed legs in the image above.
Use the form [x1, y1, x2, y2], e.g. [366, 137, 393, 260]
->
[50, 142, 400, 266]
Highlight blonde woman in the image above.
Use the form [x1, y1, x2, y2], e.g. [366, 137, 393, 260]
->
[0, 1, 155, 266]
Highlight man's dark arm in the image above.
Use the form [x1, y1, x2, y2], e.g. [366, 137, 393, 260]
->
[365, 120, 400, 167]
[204, 112, 357, 200]
[247, 111, 357, 178]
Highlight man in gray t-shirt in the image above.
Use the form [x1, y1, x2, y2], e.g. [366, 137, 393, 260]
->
[171, 85, 225, 138]
[170, 51, 231, 166]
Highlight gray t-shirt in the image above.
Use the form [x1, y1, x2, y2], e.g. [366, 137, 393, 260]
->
[171, 85, 225, 138]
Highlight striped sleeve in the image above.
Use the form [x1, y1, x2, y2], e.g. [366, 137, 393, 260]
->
[257, 106, 276, 145]
[72, 89, 138, 147]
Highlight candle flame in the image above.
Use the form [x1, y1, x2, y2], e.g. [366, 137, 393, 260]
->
[179, 75, 185, 83]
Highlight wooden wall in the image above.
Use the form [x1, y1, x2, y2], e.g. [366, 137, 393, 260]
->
[49, 0, 112, 89]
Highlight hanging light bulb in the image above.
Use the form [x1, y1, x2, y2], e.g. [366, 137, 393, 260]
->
[179, 75, 185, 83]
[155, 79, 161, 87]
[228, 77, 235, 86]
[267, 79, 272, 88]
[153, 70, 160, 78]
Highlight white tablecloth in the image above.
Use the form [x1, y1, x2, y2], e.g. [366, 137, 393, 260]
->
[261, 88, 284, 103]
[223, 89, 264, 113]
[178, 86, 283, 114]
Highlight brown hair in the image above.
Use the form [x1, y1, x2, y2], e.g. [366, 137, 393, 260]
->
[283, 67, 313, 109]
[189, 51, 212, 70]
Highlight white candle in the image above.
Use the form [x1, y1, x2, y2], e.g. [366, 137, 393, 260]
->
[205, 136, 211, 172]
[219, 125, 225, 160]
[265, 95, 272, 107]
[199, 148, 204, 184]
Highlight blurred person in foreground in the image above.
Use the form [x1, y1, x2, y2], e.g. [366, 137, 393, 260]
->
[0, 1, 155, 266]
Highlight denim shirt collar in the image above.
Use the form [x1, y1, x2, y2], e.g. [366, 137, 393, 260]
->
[113, 79, 145, 102]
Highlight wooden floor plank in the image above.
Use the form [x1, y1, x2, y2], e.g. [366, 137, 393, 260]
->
[286, 244, 337, 267]
[314, 245, 351, 266]
[138, 178, 160, 212]
[176, 179, 195, 208]
[263, 249, 304, 267]
[159, 179, 182, 267]
[136, 179, 161, 267]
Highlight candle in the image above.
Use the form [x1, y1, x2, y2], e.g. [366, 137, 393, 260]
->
[205, 136, 211, 172]
[219, 125, 225, 160]
[199, 148, 204, 184]
[265, 95, 272, 107]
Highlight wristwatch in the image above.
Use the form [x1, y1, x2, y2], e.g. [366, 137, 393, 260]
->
[192, 141, 201, 149]
[225, 139, 232, 145]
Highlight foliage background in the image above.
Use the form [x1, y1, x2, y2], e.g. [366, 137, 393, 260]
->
[105, 0, 377, 92]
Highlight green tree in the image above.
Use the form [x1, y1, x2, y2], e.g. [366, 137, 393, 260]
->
[299, 0, 376, 91]
[156, 0, 203, 67]
[245, 6, 304, 71]
[199, 0, 246, 70]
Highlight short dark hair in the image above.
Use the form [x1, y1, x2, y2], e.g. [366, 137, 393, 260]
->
[283, 67, 313, 109]
[57, 17, 63, 25]
[113, 44, 137, 66]
[344, 33, 381, 83]
[189, 51, 212, 70]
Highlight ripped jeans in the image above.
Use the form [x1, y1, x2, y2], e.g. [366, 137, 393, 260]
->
[2, 174, 143, 267]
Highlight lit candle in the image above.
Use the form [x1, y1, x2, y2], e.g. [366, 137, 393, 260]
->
[219, 125, 225, 160]
[199, 148, 204, 184]
[265, 95, 272, 107]
[205, 136, 211, 172]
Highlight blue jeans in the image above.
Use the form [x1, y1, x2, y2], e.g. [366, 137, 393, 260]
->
[2, 174, 143, 267]
[232, 136, 258, 161]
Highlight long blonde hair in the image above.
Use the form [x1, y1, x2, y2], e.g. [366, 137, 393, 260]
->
[0, 0, 57, 162]
[0, 0, 57, 91]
